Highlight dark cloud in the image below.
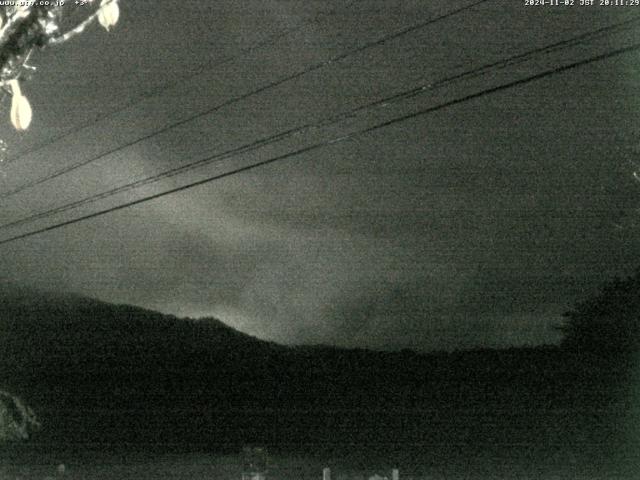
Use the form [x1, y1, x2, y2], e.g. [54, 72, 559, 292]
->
[0, 1, 638, 351]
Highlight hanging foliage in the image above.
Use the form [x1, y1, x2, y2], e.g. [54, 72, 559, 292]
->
[0, 0, 121, 133]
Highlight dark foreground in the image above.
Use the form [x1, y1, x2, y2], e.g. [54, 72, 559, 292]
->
[4, 350, 639, 480]
[1, 288, 639, 478]
[0, 435, 638, 480]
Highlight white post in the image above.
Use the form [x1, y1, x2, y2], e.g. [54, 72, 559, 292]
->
[392, 469, 399, 480]
[323, 467, 331, 480]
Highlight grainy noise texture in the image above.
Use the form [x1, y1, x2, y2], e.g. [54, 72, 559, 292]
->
[0, 0, 638, 478]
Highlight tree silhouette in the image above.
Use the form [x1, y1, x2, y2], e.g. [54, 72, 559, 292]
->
[560, 270, 640, 353]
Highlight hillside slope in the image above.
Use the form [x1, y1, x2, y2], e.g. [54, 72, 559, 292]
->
[0, 284, 632, 469]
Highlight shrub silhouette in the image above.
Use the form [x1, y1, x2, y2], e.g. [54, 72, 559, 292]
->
[0, 390, 40, 443]
[560, 270, 640, 353]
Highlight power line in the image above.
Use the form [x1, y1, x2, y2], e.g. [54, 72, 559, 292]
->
[0, 0, 490, 199]
[2, 4, 332, 165]
[0, 16, 634, 233]
[0, 41, 635, 247]
[382, 14, 640, 102]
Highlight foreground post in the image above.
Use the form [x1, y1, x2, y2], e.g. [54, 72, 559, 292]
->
[323, 467, 331, 480]
[392, 469, 399, 480]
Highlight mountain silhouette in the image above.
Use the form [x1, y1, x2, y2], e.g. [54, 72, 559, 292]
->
[0, 283, 630, 466]
[0, 284, 290, 448]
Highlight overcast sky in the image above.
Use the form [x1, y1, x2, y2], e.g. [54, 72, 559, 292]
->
[0, 0, 638, 351]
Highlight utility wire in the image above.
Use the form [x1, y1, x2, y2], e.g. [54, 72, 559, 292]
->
[382, 14, 640, 103]
[0, 41, 636, 246]
[0, 0, 490, 199]
[3, 4, 334, 164]
[0, 17, 635, 233]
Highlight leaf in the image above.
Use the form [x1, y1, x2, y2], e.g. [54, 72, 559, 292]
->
[98, 0, 119, 31]
[8, 80, 31, 131]
[10, 94, 32, 131]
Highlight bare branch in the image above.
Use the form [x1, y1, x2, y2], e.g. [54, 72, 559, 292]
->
[48, 0, 118, 46]
[47, 8, 101, 46]
[0, 7, 33, 48]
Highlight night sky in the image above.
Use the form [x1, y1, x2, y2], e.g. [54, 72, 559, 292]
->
[0, 0, 638, 351]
